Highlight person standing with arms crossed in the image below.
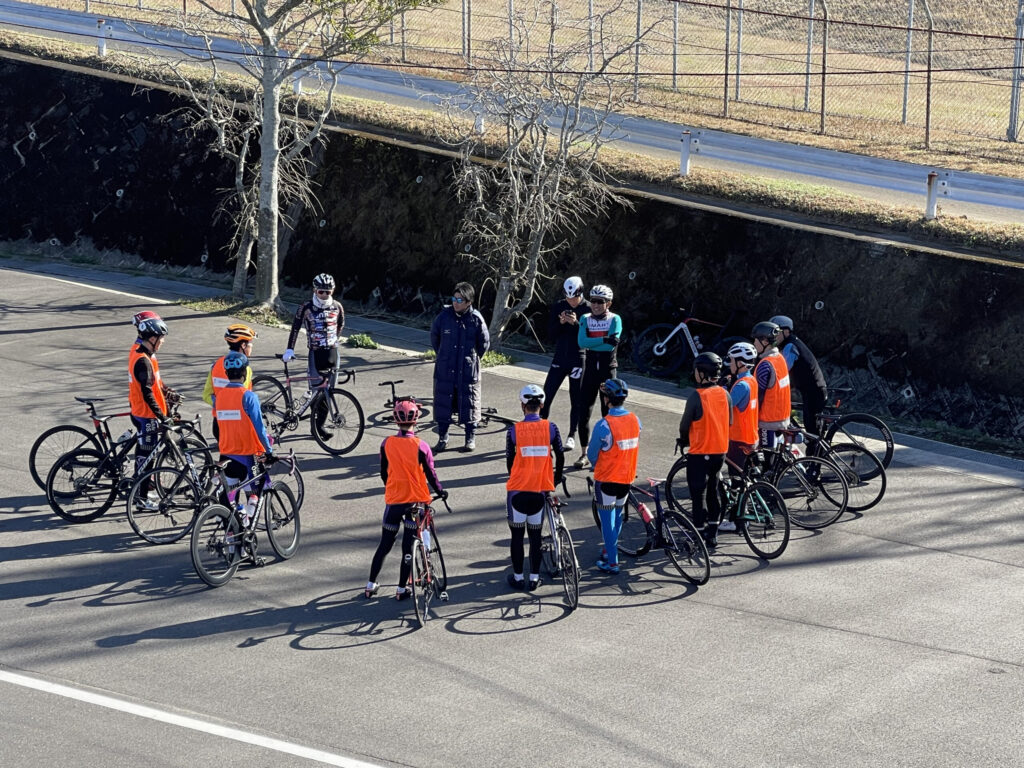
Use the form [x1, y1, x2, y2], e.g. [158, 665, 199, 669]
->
[574, 284, 622, 469]
[540, 276, 588, 453]
[505, 385, 565, 591]
[771, 315, 828, 435]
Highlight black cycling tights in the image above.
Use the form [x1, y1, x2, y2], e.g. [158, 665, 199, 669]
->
[540, 364, 583, 438]
[687, 453, 725, 532]
[368, 525, 416, 587]
[577, 367, 613, 448]
[509, 524, 544, 576]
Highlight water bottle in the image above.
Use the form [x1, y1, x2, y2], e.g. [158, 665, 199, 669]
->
[116, 428, 135, 444]
[422, 526, 432, 551]
[243, 494, 258, 526]
[636, 502, 654, 524]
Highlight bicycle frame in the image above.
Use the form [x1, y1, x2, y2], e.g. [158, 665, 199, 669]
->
[652, 316, 726, 358]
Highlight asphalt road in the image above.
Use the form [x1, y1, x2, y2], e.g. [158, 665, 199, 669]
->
[2, 262, 1023, 767]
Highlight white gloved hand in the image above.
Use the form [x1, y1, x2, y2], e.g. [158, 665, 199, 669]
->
[569, 367, 583, 380]
[282, 349, 296, 363]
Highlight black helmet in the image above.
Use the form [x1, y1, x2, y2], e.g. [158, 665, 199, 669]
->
[751, 321, 780, 344]
[694, 351, 723, 378]
[137, 317, 169, 339]
[313, 273, 335, 291]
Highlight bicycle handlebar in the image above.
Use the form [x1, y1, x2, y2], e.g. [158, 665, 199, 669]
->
[431, 492, 452, 513]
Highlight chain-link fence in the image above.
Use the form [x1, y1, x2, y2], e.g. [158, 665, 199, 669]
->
[25, 0, 1024, 145]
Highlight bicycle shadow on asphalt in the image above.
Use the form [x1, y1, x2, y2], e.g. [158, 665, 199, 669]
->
[0, 504, 78, 530]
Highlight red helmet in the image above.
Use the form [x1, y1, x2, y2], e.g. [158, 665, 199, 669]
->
[133, 310, 160, 328]
[393, 398, 421, 426]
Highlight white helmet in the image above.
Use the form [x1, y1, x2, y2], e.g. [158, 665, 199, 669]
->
[589, 284, 613, 302]
[563, 276, 584, 298]
[519, 384, 546, 405]
[770, 315, 794, 331]
[726, 342, 758, 367]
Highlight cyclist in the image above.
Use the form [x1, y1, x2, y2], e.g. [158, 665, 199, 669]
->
[677, 352, 732, 550]
[771, 315, 828, 435]
[365, 398, 446, 601]
[752, 320, 791, 450]
[128, 315, 178, 485]
[575, 284, 622, 469]
[203, 324, 256, 439]
[506, 384, 565, 591]
[540, 276, 588, 453]
[725, 341, 759, 475]
[214, 351, 274, 498]
[588, 378, 640, 575]
[283, 273, 344, 408]
[430, 281, 490, 453]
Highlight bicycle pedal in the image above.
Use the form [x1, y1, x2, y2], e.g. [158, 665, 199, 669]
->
[438, 591, 449, 602]
[253, 557, 266, 567]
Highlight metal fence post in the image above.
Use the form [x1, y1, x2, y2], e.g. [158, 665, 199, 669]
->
[461, 0, 467, 61]
[1007, 0, 1024, 141]
[85, 0, 89, 12]
[293, 70, 303, 95]
[902, 0, 914, 124]
[508, 0, 514, 56]
[96, 19, 106, 57]
[804, 0, 815, 111]
[588, 0, 595, 72]
[672, 3, 679, 91]
[819, 0, 829, 134]
[467, 0, 473, 64]
[401, 12, 407, 63]
[922, 0, 934, 147]
[925, 171, 938, 219]
[634, 0, 642, 102]
[735, 0, 743, 100]
[680, 130, 692, 175]
[724, 0, 732, 117]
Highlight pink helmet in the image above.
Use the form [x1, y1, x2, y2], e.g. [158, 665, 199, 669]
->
[393, 398, 421, 426]
[133, 310, 161, 328]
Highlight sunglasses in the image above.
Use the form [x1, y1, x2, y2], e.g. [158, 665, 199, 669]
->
[316, 289, 333, 296]
[590, 298, 607, 304]
[452, 296, 468, 304]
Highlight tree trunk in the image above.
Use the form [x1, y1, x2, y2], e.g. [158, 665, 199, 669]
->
[231, 224, 254, 298]
[254, 51, 283, 311]
[487, 273, 516, 348]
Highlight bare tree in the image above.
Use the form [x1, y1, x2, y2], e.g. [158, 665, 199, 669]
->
[445, 0, 652, 346]
[149, 0, 438, 308]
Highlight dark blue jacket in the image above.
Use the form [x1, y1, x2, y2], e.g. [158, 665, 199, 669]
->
[430, 306, 490, 425]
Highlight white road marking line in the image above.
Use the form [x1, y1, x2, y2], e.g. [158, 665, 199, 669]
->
[0, 669, 382, 768]
[0, 267, 171, 304]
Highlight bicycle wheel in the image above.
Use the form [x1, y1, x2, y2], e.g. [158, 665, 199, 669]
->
[45, 449, 119, 523]
[310, 388, 365, 455]
[427, 520, 447, 593]
[556, 526, 580, 610]
[264, 482, 300, 559]
[155, 435, 215, 481]
[825, 413, 894, 472]
[829, 443, 887, 512]
[739, 481, 790, 560]
[251, 374, 292, 437]
[772, 456, 847, 529]
[126, 466, 202, 544]
[632, 323, 689, 377]
[592, 497, 652, 558]
[410, 539, 429, 627]
[662, 510, 710, 585]
[30, 425, 101, 491]
[268, 460, 304, 511]
[190, 504, 241, 587]
[664, 457, 690, 516]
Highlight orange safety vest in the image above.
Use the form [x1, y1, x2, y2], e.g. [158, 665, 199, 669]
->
[758, 354, 791, 423]
[384, 435, 431, 505]
[216, 386, 265, 457]
[730, 375, 759, 446]
[210, 356, 251, 416]
[690, 386, 729, 455]
[507, 419, 555, 492]
[128, 346, 167, 419]
[594, 412, 641, 484]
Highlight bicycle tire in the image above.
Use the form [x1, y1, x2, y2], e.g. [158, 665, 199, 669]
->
[664, 456, 689, 515]
[662, 510, 710, 585]
[824, 412, 894, 472]
[154, 434, 215, 489]
[310, 388, 365, 455]
[632, 323, 690, 377]
[45, 448, 119, 523]
[30, 424, 101, 491]
[191, 504, 241, 587]
[427, 520, 447, 593]
[592, 496, 652, 558]
[265, 482, 301, 559]
[739, 481, 790, 560]
[771, 456, 847, 529]
[410, 539, 429, 627]
[251, 374, 293, 438]
[556, 526, 580, 610]
[126, 466, 202, 544]
[829, 443, 887, 512]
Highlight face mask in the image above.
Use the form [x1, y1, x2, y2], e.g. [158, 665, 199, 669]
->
[313, 293, 330, 309]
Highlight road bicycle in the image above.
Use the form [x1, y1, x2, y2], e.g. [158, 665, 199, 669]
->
[409, 493, 452, 627]
[760, 432, 850, 529]
[811, 387, 895, 471]
[587, 477, 710, 586]
[539, 479, 581, 611]
[251, 354, 365, 456]
[632, 305, 746, 377]
[376, 379, 433, 425]
[190, 454, 301, 587]
[44, 402, 211, 523]
[29, 395, 202, 491]
[693, 451, 791, 560]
